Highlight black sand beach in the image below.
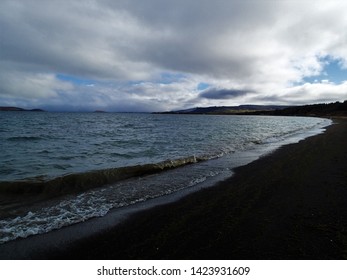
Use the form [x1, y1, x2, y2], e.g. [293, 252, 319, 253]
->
[2, 118, 347, 259]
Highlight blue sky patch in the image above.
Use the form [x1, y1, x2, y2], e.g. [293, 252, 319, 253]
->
[197, 82, 210, 91]
[304, 58, 347, 84]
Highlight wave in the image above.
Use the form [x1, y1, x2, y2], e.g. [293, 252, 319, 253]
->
[0, 156, 201, 197]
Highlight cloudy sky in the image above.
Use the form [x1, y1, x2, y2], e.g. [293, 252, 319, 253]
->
[1, 0, 347, 112]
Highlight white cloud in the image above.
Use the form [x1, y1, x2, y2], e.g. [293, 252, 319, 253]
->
[282, 81, 347, 104]
[0, 72, 73, 99]
[1, 0, 347, 111]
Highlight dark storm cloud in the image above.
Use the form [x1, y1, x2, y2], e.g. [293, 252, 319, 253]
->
[200, 88, 252, 100]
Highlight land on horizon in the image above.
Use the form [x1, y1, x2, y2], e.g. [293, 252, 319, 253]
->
[158, 100, 347, 117]
[2, 100, 347, 116]
[0, 106, 44, 112]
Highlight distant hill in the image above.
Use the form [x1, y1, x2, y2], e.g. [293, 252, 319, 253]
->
[157, 101, 347, 117]
[245, 101, 347, 117]
[160, 105, 290, 115]
[0, 106, 45, 112]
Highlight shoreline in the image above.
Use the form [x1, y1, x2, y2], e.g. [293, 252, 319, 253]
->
[1, 118, 347, 259]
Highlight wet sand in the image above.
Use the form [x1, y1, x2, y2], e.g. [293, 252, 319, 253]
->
[2, 118, 347, 259]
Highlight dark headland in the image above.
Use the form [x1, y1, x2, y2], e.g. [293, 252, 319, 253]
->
[0, 106, 44, 112]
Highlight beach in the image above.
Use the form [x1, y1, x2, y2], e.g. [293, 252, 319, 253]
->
[1, 118, 347, 260]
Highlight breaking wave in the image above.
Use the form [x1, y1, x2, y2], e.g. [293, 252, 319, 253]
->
[0, 156, 201, 196]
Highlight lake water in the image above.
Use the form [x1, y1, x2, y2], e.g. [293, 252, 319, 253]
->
[0, 112, 331, 243]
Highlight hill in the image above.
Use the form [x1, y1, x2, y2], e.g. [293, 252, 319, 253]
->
[0, 107, 45, 112]
[160, 105, 289, 115]
[246, 101, 347, 117]
[157, 101, 347, 117]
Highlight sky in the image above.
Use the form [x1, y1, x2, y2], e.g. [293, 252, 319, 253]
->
[1, 0, 347, 112]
